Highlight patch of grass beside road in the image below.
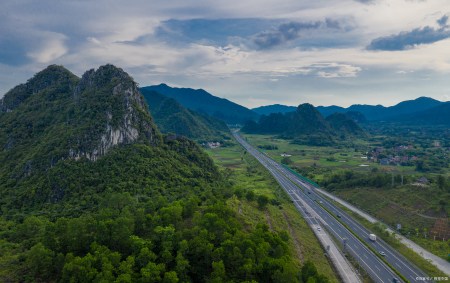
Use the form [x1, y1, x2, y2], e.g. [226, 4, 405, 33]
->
[206, 143, 339, 282]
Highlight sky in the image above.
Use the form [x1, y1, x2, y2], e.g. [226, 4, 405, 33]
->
[1, 0, 450, 108]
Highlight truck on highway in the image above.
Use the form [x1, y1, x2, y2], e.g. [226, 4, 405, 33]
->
[369, 234, 377, 241]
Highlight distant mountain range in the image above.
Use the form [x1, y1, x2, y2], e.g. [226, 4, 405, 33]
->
[141, 89, 230, 141]
[243, 103, 364, 145]
[141, 84, 258, 124]
[140, 84, 447, 127]
[394, 101, 450, 125]
[252, 97, 447, 125]
[252, 104, 296, 115]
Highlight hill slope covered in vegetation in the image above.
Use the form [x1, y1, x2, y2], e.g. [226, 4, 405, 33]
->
[242, 103, 364, 145]
[0, 65, 330, 282]
[141, 89, 230, 142]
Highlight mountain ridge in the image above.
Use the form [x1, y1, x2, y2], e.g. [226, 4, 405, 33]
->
[252, 104, 296, 115]
[252, 97, 445, 123]
[0, 64, 161, 195]
[243, 103, 364, 145]
[141, 89, 230, 141]
[141, 83, 259, 124]
[394, 101, 450, 125]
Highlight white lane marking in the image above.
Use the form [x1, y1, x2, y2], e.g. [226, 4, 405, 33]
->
[346, 246, 386, 283]
[279, 164, 421, 278]
[235, 135, 397, 282]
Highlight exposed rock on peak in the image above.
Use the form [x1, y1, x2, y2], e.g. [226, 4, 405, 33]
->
[0, 64, 160, 178]
[69, 64, 160, 161]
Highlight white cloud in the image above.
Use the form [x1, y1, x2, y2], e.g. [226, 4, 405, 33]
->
[2, 0, 450, 107]
[27, 32, 68, 63]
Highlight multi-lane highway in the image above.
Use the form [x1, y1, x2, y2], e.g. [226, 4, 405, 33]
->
[233, 132, 429, 283]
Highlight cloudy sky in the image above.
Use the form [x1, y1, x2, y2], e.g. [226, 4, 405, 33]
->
[1, 0, 450, 108]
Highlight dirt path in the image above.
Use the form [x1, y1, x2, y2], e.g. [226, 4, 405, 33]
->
[265, 210, 273, 231]
[416, 212, 446, 220]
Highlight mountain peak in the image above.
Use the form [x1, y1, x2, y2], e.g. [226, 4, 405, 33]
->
[415, 96, 440, 102]
[293, 103, 330, 133]
[71, 65, 159, 160]
[1, 64, 160, 178]
[1, 65, 78, 113]
[296, 103, 315, 111]
[75, 64, 133, 95]
[37, 64, 72, 75]
[28, 64, 76, 91]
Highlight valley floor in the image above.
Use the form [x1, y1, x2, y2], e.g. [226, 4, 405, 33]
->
[206, 142, 342, 282]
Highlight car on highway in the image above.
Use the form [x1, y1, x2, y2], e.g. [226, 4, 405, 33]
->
[337, 214, 341, 218]
[317, 227, 321, 231]
[379, 251, 386, 256]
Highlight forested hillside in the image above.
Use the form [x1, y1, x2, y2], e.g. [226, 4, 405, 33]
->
[242, 103, 364, 146]
[141, 84, 259, 124]
[0, 65, 329, 282]
[141, 89, 230, 142]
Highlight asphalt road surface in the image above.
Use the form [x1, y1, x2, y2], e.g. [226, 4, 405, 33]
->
[233, 132, 430, 283]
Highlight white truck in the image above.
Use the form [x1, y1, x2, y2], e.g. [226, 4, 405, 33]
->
[369, 234, 377, 241]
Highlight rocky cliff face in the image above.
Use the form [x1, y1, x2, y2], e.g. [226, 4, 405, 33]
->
[0, 64, 160, 178]
[68, 65, 159, 161]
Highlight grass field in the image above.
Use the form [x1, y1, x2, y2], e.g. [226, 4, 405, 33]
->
[206, 143, 340, 282]
[240, 134, 419, 180]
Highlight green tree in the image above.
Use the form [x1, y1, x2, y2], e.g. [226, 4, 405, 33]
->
[246, 190, 255, 201]
[163, 271, 179, 283]
[281, 156, 293, 165]
[26, 243, 55, 281]
[257, 195, 270, 209]
[62, 253, 98, 282]
[437, 175, 446, 190]
[209, 260, 226, 283]
[301, 260, 318, 282]
[140, 262, 165, 283]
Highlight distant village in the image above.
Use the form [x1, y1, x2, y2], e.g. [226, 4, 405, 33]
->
[202, 141, 221, 149]
[368, 145, 419, 166]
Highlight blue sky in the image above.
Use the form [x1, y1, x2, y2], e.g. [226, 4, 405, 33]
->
[1, 0, 450, 107]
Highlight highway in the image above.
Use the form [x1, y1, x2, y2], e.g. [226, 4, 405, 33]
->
[233, 132, 430, 283]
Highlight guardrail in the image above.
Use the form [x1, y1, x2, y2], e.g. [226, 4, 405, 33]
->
[281, 164, 320, 187]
